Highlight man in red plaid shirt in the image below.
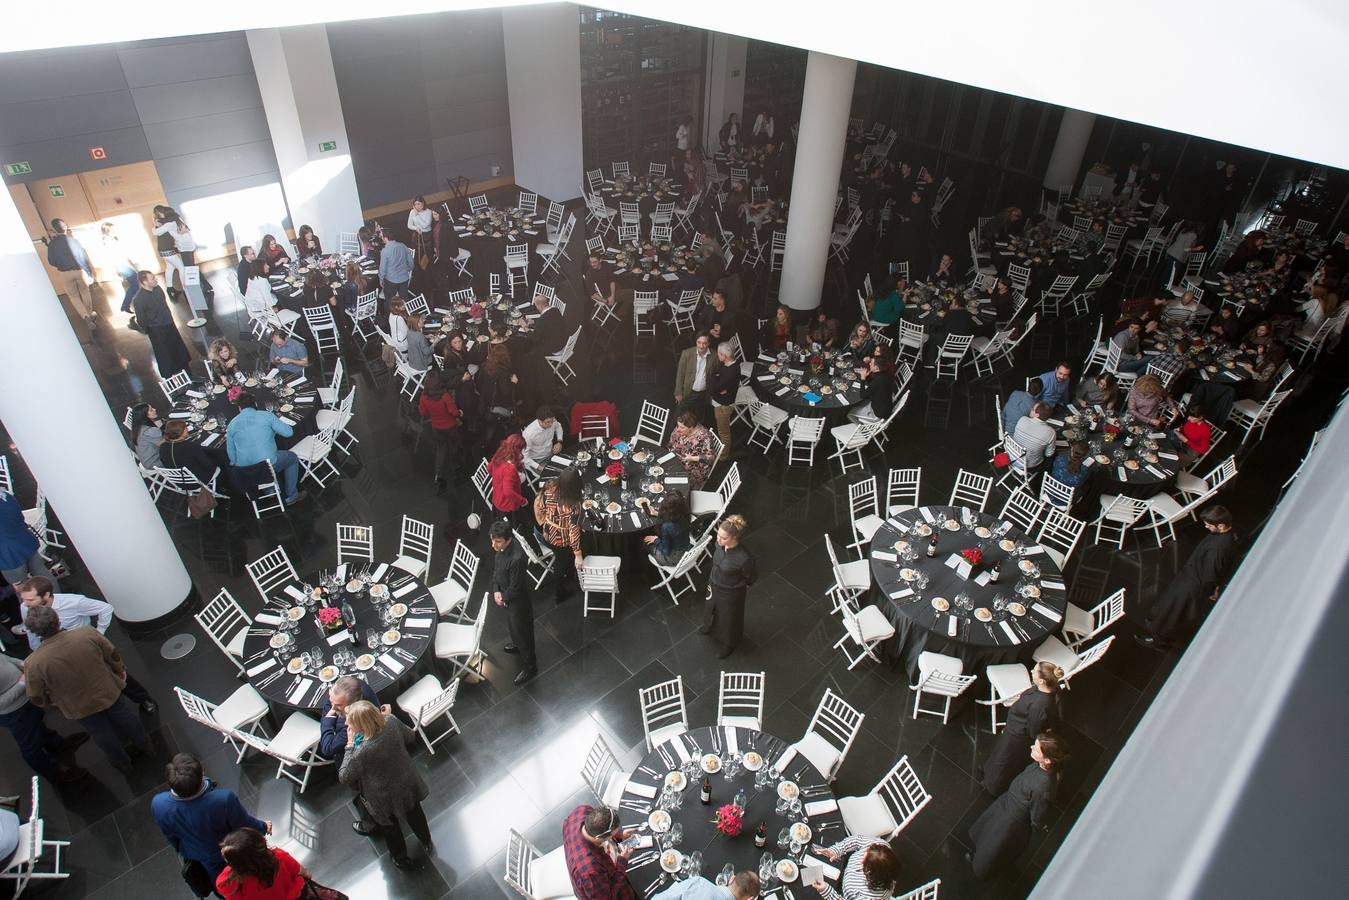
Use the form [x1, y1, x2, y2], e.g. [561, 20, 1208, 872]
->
[562, 804, 638, 899]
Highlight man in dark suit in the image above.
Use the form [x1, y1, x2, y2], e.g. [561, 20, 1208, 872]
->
[235, 245, 255, 295]
[526, 290, 567, 356]
[696, 289, 737, 343]
[489, 521, 536, 685]
[319, 675, 379, 834]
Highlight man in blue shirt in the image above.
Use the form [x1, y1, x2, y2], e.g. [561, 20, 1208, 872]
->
[45, 219, 96, 326]
[267, 330, 309, 377]
[378, 231, 414, 300]
[1037, 361, 1072, 411]
[654, 871, 759, 899]
[151, 753, 269, 886]
[1002, 378, 1043, 434]
[226, 394, 303, 504]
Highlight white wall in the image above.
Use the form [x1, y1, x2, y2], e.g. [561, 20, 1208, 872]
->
[502, 4, 583, 202]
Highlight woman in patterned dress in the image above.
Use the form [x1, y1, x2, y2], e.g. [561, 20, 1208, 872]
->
[667, 409, 716, 490]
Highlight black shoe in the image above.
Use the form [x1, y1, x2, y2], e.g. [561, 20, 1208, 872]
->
[352, 820, 378, 836]
[503, 644, 519, 654]
[140, 700, 158, 715]
[392, 856, 421, 870]
[697, 625, 713, 635]
[513, 668, 537, 686]
[61, 733, 90, 752]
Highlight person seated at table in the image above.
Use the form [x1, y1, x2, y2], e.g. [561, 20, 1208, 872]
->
[489, 433, 531, 529]
[522, 406, 564, 469]
[1222, 230, 1267, 274]
[668, 409, 716, 491]
[1048, 441, 1092, 507]
[869, 279, 906, 326]
[697, 289, 737, 342]
[131, 401, 164, 468]
[385, 297, 409, 355]
[582, 252, 618, 318]
[1012, 402, 1056, 473]
[520, 290, 566, 356]
[226, 393, 303, 506]
[928, 252, 958, 287]
[1003, 378, 1042, 434]
[1080, 219, 1107, 254]
[643, 491, 692, 566]
[302, 268, 334, 312]
[159, 420, 229, 485]
[1126, 374, 1176, 430]
[761, 304, 795, 351]
[941, 296, 975, 338]
[807, 311, 841, 349]
[1239, 319, 1275, 354]
[985, 276, 1015, 322]
[267, 330, 308, 377]
[243, 259, 279, 313]
[335, 260, 367, 326]
[1207, 304, 1244, 344]
[1074, 372, 1117, 412]
[845, 322, 875, 359]
[259, 234, 289, 267]
[717, 113, 740, 151]
[292, 224, 322, 259]
[1172, 403, 1212, 467]
[1037, 362, 1072, 411]
[1163, 288, 1204, 321]
[809, 834, 902, 900]
[849, 347, 896, 425]
[1113, 293, 1166, 334]
[235, 245, 255, 295]
[569, 396, 620, 440]
[403, 315, 435, 373]
[988, 206, 1024, 242]
[1023, 213, 1052, 245]
[562, 804, 638, 900]
[208, 338, 242, 385]
[1111, 320, 1150, 373]
[656, 870, 760, 900]
[968, 733, 1065, 880]
[1295, 283, 1337, 333]
[1149, 338, 1189, 386]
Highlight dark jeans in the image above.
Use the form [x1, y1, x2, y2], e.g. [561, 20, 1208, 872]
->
[537, 531, 578, 600]
[0, 702, 66, 781]
[430, 426, 463, 479]
[78, 695, 148, 767]
[381, 803, 431, 860]
[382, 279, 409, 301]
[117, 267, 138, 313]
[504, 596, 537, 671]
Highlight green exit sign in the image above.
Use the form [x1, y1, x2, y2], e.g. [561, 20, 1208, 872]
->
[317, 141, 337, 153]
[48, 184, 65, 198]
[4, 161, 32, 176]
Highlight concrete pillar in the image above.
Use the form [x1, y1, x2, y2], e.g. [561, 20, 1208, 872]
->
[502, 5, 584, 203]
[1043, 108, 1097, 192]
[0, 190, 193, 623]
[779, 52, 856, 312]
[703, 34, 747, 157]
[247, 26, 364, 246]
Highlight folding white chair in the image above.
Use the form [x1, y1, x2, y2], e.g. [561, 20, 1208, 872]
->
[717, 671, 766, 731]
[1006, 262, 1032, 295]
[337, 232, 360, 255]
[429, 540, 479, 619]
[514, 529, 555, 591]
[244, 460, 288, 517]
[1038, 274, 1078, 316]
[579, 555, 622, 618]
[504, 828, 572, 900]
[968, 329, 1013, 377]
[232, 713, 330, 793]
[174, 684, 270, 763]
[581, 733, 631, 809]
[1039, 473, 1076, 512]
[632, 400, 670, 446]
[1058, 587, 1126, 652]
[1036, 507, 1086, 570]
[467, 193, 489, 214]
[245, 547, 298, 601]
[746, 402, 789, 453]
[158, 369, 193, 400]
[632, 291, 660, 339]
[348, 289, 379, 342]
[896, 319, 927, 367]
[786, 415, 826, 466]
[847, 476, 884, 554]
[194, 588, 251, 674]
[999, 483, 1045, 533]
[769, 230, 787, 272]
[1175, 454, 1237, 506]
[837, 754, 932, 840]
[335, 523, 374, 567]
[395, 675, 461, 754]
[291, 425, 342, 488]
[434, 593, 490, 681]
[833, 590, 895, 670]
[666, 290, 701, 334]
[0, 777, 69, 894]
[895, 878, 942, 900]
[1093, 494, 1151, 548]
[545, 327, 582, 385]
[303, 305, 341, 355]
[978, 662, 1033, 733]
[827, 420, 881, 474]
[649, 534, 713, 606]
[393, 515, 434, 578]
[948, 469, 993, 511]
[933, 333, 974, 379]
[639, 676, 689, 751]
[1032, 634, 1117, 689]
[790, 689, 864, 781]
[1227, 387, 1293, 444]
[910, 652, 977, 723]
[691, 462, 739, 517]
[516, 190, 538, 217]
[317, 357, 345, 408]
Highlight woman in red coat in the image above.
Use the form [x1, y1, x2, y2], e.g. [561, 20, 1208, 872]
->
[489, 433, 531, 531]
[417, 371, 463, 492]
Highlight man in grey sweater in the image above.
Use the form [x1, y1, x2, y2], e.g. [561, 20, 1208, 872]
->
[0, 654, 87, 783]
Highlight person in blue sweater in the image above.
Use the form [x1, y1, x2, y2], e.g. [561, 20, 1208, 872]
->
[644, 492, 692, 565]
[1036, 362, 1072, 412]
[225, 394, 303, 505]
[151, 753, 269, 887]
[0, 490, 56, 589]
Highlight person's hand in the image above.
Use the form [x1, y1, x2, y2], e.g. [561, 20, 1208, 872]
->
[118, 671, 127, 687]
[811, 880, 828, 894]
[643, 535, 657, 545]
[345, 723, 356, 746]
[510, 374, 519, 384]
[264, 820, 273, 835]
[494, 591, 506, 606]
[553, 441, 563, 452]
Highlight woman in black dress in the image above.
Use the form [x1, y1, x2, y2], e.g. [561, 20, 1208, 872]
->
[701, 515, 756, 659]
[980, 661, 1063, 795]
[969, 731, 1066, 879]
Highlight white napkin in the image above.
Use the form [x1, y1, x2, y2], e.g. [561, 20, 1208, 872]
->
[1040, 580, 1066, 591]
[999, 620, 1019, 642]
[665, 476, 688, 484]
[185, 390, 205, 399]
[872, 550, 897, 562]
[804, 799, 838, 816]
[658, 452, 676, 463]
[757, 375, 775, 382]
[255, 612, 283, 625]
[393, 582, 418, 599]
[246, 658, 277, 677]
[800, 855, 840, 882]
[284, 585, 307, 602]
[668, 737, 691, 764]
[278, 416, 297, 427]
[288, 376, 306, 386]
[757, 354, 775, 362]
[372, 563, 389, 581]
[286, 678, 314, 704]
[294, 396, 315, 404]
[947, 616, 958, 637]
[920, 508, 936, 523]
[266, 368, 280, 380]
[1022, 545, 1045, 556]
[888, 588, 913, 600]
[379, 652, 406, 674]
[725, 728, 739, 756]
[335, 564, 347, 581]
[551, 455, 573, 465]
[630, 512, 643, 528]
[1047, 418, 1064, 426]
[1157, 451, 1180, 460]
[1081, 456, 1094, 468]
[201, 433, 221, 448]
[661, 273, 679, 282]
[1145, 464, 1166, 478]
[403, 617, 433, 629]
[775, 387, 790, 396]
[327, 630, 352, 646]
[597, 474, 611, 484]
[974, 570, 992, 586]
[168, 412, 193, 419]
[1032, 603, 1062, 622]
[1148, 432, 1167, 439]
[624, 781, 658, 799]
[774, 746, 797, 771]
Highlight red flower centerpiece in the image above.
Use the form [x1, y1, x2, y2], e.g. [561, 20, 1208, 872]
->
[1103, 422, 1121, 436]
[605, 462, 624, 480]
[316, 607, 343, 631]
[713, 803, 744, 837]
[227, 385, 244, 403]
[960, 548, 984, 567]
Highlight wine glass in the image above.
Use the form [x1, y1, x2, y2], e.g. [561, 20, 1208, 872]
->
[669, 823, 683, 846]
[776, 827, 790, 849]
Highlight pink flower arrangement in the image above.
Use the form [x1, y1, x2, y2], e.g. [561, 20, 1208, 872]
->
[227, 386, 244, 402]
[713, 804, 743, 837]
[960, 548, 984, 566]
[317, 607, 343, 628]
[605, 462, 624, 480]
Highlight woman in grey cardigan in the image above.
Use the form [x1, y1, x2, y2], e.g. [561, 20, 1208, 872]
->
[338, 701, 431, 869]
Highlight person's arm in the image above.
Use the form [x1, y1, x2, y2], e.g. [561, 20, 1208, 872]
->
[224, 791, 269, 835]
[1029, 775, 1056, 831]
[99, 634, 126, 680]
[337, 737, 363, 788]
[75, 595, 115, 635]
[506, 550, 527, 601]
[270, 414, 294, 440]
[286, 342, 309, 368]
[740, 552, 758, 588]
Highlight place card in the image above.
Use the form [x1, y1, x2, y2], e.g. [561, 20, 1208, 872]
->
[999, 620, 1019, 643]
[888, 588, 913, 600]
[665, 476, 687, 484]
[624, 781, 658, 799]
[658, 452, 676, 464]
[393, 582, 418, 599]
[1081, 455, 1094, 467]
[1148, 432, 1167, 439]
[294, 396, 315, 404]
[1047, 418, 1065, 426]
[944, 553, 973, 580]
[1040, 580, 1066, 591]
[787, 368, 805, 376]
[974, 570, 992, 586]
[284, 585, 307, 602]
[1022, 544, 1045, 555]
[804, 799, 838, 817]
[872, 550, 898, 562]
[597, 474, 611, 484]
[775, 387, 790, 396]
[995, 520, 1015, 536]
[1032, 603, 1062, 622]
[247, 658, 277, 677]
[335, 564, 347, 581]
[756, 375, 775, 382]
[379, 653, 406, 674]
[286, 678, 314, 705]
[661, 273, 680, 281]
[326, 630, 352, 646]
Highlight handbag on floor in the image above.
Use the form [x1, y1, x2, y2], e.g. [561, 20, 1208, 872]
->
[299, 878, 349, 900]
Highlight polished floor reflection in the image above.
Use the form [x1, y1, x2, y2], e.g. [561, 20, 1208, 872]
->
[0, 209, 1341, 900]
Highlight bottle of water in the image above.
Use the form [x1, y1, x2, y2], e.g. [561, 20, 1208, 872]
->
[733, 788, 747, 810]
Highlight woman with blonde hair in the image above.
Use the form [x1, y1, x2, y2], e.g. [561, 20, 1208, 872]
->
[208, 338, 242, 385]
[338, 700, 431, 870]
[980, 661, 1063, 795]
[702, 515, 756, 658]
[969, 732, 1067, 879]
[1126, 373, 1174, 429]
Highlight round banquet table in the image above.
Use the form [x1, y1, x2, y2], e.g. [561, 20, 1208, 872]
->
[869, 504, 1069, 679]
[1202, 270, 1285, 317]
[238, 560, 437, 710]
[167, 375, 320, 450]
[599, 175, 682, 221]
[601, 240, 700, 294]
[1259, 227, 1324, 263]
[1051, 409, 1183, 498]
[618, 726, 845, 897]
[1055, 198, 1149, 234]
[426, 295, 529, 344]
[749, 349, 866, 426]
[1142, 327, 1256, 386]
[454, 208, 547, 290]
[991, 239, 1108, 297]
[268, 252, 378, 306]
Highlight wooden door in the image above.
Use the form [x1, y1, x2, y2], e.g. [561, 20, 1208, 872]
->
[77, 161, 167, 278]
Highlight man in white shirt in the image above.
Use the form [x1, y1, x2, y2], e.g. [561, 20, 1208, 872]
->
[17, 577, 157, 714]
[1012, 403, 1058, 473]
[521, 407, 564, 466]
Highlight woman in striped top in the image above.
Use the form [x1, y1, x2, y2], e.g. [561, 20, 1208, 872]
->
[809, 835, 901, 899]
[533, 467, 584, 603]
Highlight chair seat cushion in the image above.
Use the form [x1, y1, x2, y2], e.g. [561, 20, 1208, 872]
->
[690, 490, 723, 516]
[1174, 471, 1205, 494]
[226, 627, 247, 658]
[396, 673, 445, 722]
[838, 791, 899, 838]
[1062, 603, 1091, 639]
[837, 559, 871, 590]
[429, 579, 470, 617]
[917, 651, 964, 678]
[1229, 398, 1261, 418]
[1149, 492, 1184, 519]
[1042, 546, 1067, 570]
[854, 514, 884, 542]
[435, 622, 476, 658]
[719, 715, 762, 731]
[830, 423, 860, 443]
[529, 845, 576, 900]
[1032, 634, 1080, 672]
[270, 712, 321, 759]
[847, 606, 896, 643]
[985, 663, 1032, 700]
[600, 770, 630, 808]
[392, 555, 428, 578]
[792, 731, 842, 779]
[649, 722, 688, 749]
[213, 684, 270, 730]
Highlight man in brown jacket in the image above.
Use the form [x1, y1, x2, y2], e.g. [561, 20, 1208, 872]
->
[23, 606, 148, 773]
[674, 332, 718, 422]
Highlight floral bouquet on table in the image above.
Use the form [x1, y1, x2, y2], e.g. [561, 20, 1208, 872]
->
[960, 548, 983, 567]
[227, 385, 244, 403]
[605, 462, 624, 480]
[808, 354, 825, 376]
[316, 606, 343, 631]
[713, 803, 744, 837]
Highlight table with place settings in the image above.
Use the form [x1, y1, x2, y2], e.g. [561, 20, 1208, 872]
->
[167, 373, 321, 450]
[617, 726, 845, 898]
[269, 253, 377, 305]
[601, 238, 699, 293]
[1051, 406, 1185, 497]
[749, 348, 866, 425]
[869, 505, 1069, 678]
[237, 561, 437, 710]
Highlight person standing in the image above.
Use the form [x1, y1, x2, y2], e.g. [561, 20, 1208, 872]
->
[132, 270, 192, 378]
[709, 342, 739, 461]
[489, 434, 531, 530]
[45, 219, 97, 328]
[489, 521, 536, 685]
[318, 676, 379, 836]
[980, 661, 1063, 795]
[217, 827, 347, 899]
[151, 753, 270, 890]
[0, 652, 87, 784]
[0, 489, 55, 589]
[418, 371, 463, 492]
[235, 245, 256, 296]
[98, 221, 141, 316]
[700, 516, 755, 658]
[673, 333, 716, 420]
[561, 805, 637, 900]
[338, 700, 432, 870]
[22, 607, 149, 773]
[534, 468, 584, 604]
[1136, 505, 1240, 648]
[378, 230, 414, 301]
[225, 393, 304, 507]
[968, 733, 1066, 879]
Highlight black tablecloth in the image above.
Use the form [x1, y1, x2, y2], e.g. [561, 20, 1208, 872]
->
[601, 241, 699, 293]
[870, 505, 1068, 678]
[168, 376, 320, 451]
[991, 243, 1107, 297]
[619, 726, 845, 896]
[600, 177, 683, 221]
[268, 253, 378, 305]
[1052, 408, 1183, 497]
[1141, 329, 1255, 385]
[238, 561, 436, 709]
[749, 351, 865, 426]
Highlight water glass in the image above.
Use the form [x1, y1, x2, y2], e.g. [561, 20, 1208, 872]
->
[759, 853, 774, 884]
[955, 592, 972, 612]
[366, 628, 381, 649]
[777, 827, 790, 849]
[716, 864, 735, 887]
[993, 594, 1008, 612]
[669, 823, 683, 846]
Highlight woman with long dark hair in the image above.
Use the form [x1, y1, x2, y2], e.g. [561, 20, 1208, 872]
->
[969, 732, 1066, 879]
[643, 491, 691, 565]
[259, 234, 290, 267]
[417, 370, 462, 490]
[808, 837, 902, 900]
[130, 401, 164, 469]
[216, 826, 346, 899]
[980, 661, 1064, 795]
[533, 467, 583, 603]
[293, 224, 322, 259]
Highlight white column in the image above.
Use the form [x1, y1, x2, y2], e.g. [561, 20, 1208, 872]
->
[503, 5, 583, 202]
[779, 52, 856, 312]
[247, 26, 364, 245]
[0, 190, 192, 623]
[702, 34, 747, 157]
[1043, 108, 1096, 191]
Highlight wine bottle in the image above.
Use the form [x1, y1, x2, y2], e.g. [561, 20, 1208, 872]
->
[927, 534, 938, 557]
[341, 600, 359, 644]
[700, 777, 712, 805]
[989, 560, 1002, 584]
[754, 822, 767, 848]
